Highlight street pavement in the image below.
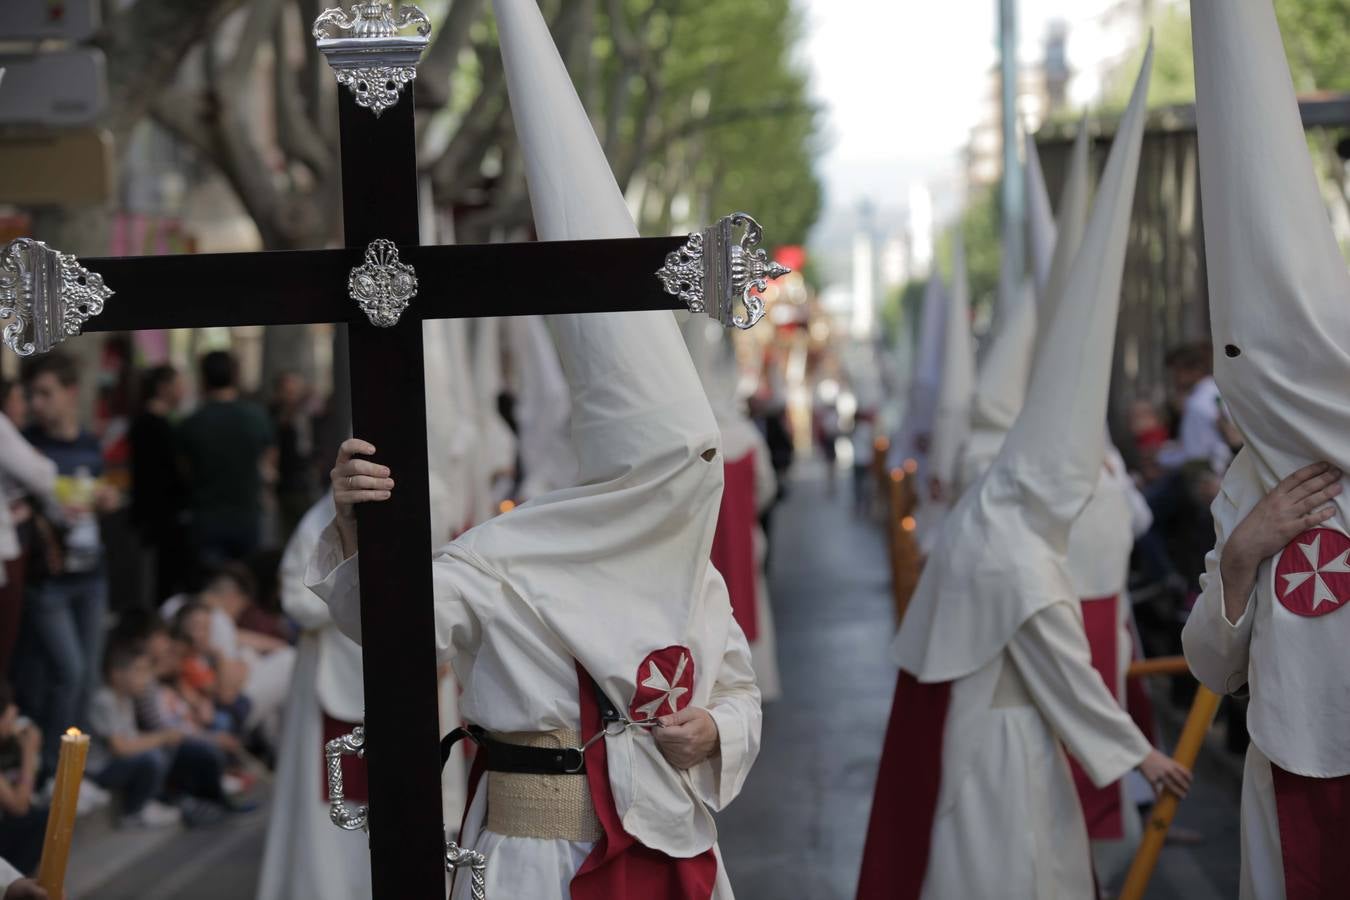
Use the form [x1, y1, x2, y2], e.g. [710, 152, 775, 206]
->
[70, 463, 1243, 898]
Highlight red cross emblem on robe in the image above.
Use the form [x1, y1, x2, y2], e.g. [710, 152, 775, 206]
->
[1274, 527, 1350, 618]
[629, 646, 696, 722]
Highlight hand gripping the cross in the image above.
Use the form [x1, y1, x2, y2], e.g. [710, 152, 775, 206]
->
[331, 438, 395, 559]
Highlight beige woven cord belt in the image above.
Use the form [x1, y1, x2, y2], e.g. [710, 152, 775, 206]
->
[485, 729, 603, 843]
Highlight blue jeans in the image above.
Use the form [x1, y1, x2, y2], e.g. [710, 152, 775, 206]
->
[94, 739, 226, 815]
[95, 749, 169, 816]
[22, 571, 108, 771]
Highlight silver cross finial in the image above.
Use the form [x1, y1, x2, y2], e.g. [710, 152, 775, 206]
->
[313, 3, 432, 116]
[657, 213, 791, 331]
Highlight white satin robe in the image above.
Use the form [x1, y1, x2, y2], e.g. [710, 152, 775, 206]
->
[307, 523, 761, 900]
[921, 600, 1152, 899]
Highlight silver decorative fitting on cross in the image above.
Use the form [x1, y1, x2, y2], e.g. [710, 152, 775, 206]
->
[349, 239, 418, 327]
[0, 238, 111, 357]
[446, 842, 488, 899]
[324, 725, 368, 832]
[657, 213, 790, 331]
[313, 3, 431, 116]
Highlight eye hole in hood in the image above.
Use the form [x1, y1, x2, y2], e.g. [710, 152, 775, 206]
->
[1225, 344, 1242, 358]
[701, 448, 718, 462]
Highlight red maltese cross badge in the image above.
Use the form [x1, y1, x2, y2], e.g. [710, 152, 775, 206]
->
[1274, 528, 1350, 618]
[629, 646, 696, 722]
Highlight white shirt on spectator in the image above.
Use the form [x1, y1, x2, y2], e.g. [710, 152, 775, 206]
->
[1158, 376, 1231, 473]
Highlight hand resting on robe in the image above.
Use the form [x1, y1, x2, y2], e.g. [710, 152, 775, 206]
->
[1219, 461, 1340, 622]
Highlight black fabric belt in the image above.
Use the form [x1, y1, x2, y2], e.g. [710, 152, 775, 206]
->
[440, 676, 626, 777]
[441, 725, 587, 776]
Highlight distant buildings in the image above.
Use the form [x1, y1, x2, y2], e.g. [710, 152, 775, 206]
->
[964, 0, 1158, 193]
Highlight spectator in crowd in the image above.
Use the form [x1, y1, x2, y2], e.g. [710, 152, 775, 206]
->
[851, 409, 876, 514]
[88, 639, 230, 829]
[0, 381, 56, 678]
[1156, 342, 1231, 474]
[87, 640, 185, 828]
[1128, 398, 1170, 484]
[0, 683, 44, 875]
[128, 367, 189, 604]
[177, 351, 276, 568]
[162, 564, 295, 751]
[128, 365, 188, 604]
[18, 353, 117, 772]
[171, 601, 249, 736]
[270, 372, 317, 540]
[0, 385, 24, 431]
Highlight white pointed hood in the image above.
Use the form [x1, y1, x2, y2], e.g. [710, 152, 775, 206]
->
[927, 236, 975, 494]
[469, 317, 519, 516]
[961, 120, 1093, 488]
[1025, 132, 1057, 299]
[683, 316, 761, 462]
[894, 43, 1153, 681]
[1193, 0, 1350, 503]
[447, 0, 734, 858]
[423, 318, 480, 542]
[894, 273, 947, 463]
[960, 281, 1038, 491]
[506, 316, 577, 500]
[1039, 118, 1091, 317]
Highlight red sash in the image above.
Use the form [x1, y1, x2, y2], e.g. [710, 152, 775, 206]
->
[856, 671, 952, 900]
[1066, 595, 1124, 840]
[710, 452, 759, 642]
[1272, 765, 1350, 899]
[453, 666, 717, 900]
[572, 662, 718, 900]
[322, 713, 369, 803]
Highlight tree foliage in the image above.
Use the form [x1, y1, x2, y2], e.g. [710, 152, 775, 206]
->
[65, 0, 821, 251]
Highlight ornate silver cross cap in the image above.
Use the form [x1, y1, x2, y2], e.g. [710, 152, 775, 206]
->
[313, 3, 432, 117]
[324, 724, 369, 832]
[657, 213, 791, 331]
[349, 239, 418, 327]
[446, 842, 488, 899]
[0, 238, 111, 357]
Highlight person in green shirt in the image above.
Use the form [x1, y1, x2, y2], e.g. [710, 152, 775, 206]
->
[177, 352, 276, 571]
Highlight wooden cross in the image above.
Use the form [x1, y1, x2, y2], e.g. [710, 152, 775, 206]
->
[0, 4, 789, 896]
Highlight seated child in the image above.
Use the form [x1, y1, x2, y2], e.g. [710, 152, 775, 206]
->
[0, 685, 43, 874]
[88, 639, 229, 828]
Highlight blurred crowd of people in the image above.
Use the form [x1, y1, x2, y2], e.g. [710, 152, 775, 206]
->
[0, 347, 324, 874]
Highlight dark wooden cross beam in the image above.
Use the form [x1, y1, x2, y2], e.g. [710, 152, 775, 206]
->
[0, 4, 788, 897]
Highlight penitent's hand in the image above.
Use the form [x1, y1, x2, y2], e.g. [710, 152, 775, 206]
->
[653, 707, 720, 770]
[1220, 461, 1341, 622]
[331, 439, 395, 558]
[3, 879, 48, 900]
[1139, 749, 1192, 799]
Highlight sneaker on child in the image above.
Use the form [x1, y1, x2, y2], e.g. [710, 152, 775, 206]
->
[121, 800, 182, 829]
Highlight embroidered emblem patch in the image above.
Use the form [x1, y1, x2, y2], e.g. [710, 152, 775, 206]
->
[1273, 527, 1350, 618]
[629, 646, 696, 722]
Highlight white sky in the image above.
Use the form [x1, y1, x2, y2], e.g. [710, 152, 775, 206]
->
[801, 0, 1133, 224]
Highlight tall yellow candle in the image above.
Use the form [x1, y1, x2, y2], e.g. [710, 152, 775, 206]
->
[37, 727, 90, 899]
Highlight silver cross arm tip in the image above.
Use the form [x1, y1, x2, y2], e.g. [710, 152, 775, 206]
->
[0, 238, 111, 357]
[313, 3, 432, 116]
[657, 213, 792, 331]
